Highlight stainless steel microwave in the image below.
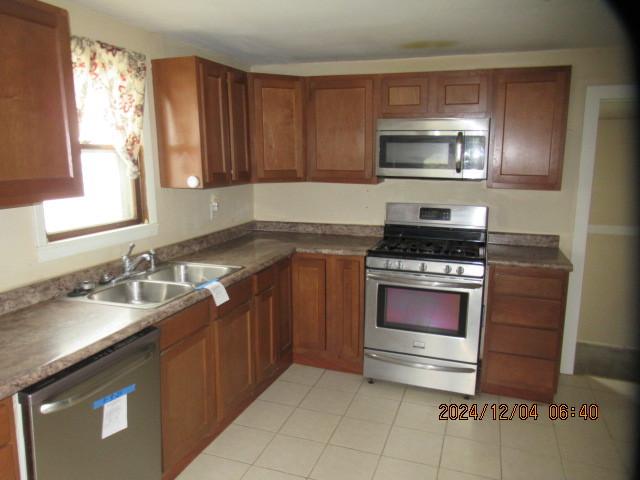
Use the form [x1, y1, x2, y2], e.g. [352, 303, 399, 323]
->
[376, 118, 490, 180]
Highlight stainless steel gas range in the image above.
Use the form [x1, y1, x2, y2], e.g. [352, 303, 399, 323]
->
[364, 203, 488, 396]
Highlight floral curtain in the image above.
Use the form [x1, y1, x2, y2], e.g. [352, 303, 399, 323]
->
[70, 36, 147, 179]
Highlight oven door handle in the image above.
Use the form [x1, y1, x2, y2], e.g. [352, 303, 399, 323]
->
[366, 272, 483, 290]
[365, 351, 476, 373]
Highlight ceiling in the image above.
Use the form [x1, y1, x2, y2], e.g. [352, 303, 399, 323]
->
[71, 0, 629, 65]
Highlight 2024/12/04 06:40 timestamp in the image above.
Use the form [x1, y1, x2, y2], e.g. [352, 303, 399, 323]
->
[438, 403, 600, 421]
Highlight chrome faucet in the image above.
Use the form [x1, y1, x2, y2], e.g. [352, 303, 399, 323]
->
[112, 243, 157, 283]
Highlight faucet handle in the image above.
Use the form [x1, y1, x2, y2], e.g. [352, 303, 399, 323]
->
[125, 242, 136, 256]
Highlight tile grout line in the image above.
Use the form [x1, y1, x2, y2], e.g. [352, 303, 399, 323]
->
[368, 379, 408, 479]
[305, 369, 364, 479]
[246, 365, 324, 478]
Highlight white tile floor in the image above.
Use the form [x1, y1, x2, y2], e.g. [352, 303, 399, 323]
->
[177, 364, 638, 480]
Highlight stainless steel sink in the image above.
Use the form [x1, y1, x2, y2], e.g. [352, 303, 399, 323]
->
[143, 262, 243, 285]
[83, 280, 193, 309]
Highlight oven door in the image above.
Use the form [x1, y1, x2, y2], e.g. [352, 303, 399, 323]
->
[375, 130, 488, 180]
[365, 269, 483, 364]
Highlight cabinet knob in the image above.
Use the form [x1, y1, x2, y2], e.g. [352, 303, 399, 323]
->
[186, 175, 200, 188]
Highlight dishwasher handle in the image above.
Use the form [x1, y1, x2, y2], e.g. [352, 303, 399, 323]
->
[39, 345, 155, 415]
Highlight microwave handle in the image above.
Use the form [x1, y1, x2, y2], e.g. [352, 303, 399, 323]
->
[455, 132, 463, 173]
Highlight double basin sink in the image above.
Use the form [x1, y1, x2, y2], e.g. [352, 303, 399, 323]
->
[75, 262, 243, 309]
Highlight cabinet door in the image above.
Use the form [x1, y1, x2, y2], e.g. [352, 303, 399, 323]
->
[227, 69, 251, 183]
[213, 300, 254, 419]
[276, 258, 293, 356]
[326, 256, 364, 368]
[249, 74, 305, 181]
[432, 70, 490, 116]
[161, 327, 215, 473]
[0, 397, 19, 480]
[489, 67, 570, 190]
[0, 0, 82, 208]
[306, 76, 375, 183]
[254, 286, 277, 383]
[198, 59, 231, 187]
[377, 74, 429, 117]
[292, 254, 326, 354]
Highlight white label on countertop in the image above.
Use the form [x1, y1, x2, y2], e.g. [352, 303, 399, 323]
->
[101, 394, 128, 439]
[204, 280, 229, 306]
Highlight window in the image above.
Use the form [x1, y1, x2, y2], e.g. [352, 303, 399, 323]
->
[42, 36, 148, 241]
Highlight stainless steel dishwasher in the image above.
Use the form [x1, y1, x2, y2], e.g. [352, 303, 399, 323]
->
[19, 327, 161, 480]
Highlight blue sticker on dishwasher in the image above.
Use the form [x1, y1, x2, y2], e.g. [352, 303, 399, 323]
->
[92, 384, 136, 410]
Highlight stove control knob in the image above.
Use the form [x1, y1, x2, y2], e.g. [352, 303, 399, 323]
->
[420, 262, 427, 272]
[456, 266, 465, 275]
[443, 265, 452, 274]
[397, 261, 403, 270]
[384, 260, 391, 269]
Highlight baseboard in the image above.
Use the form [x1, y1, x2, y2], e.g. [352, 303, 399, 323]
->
[574, 342, 639, 382]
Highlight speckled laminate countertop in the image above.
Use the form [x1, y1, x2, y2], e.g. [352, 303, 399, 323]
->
[487, 244, 573, 271]
[0, 232, 378, 399]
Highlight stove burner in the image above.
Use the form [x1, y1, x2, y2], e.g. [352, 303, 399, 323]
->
[372, 238, 482, 261]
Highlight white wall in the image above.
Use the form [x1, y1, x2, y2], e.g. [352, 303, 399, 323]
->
[0, 0, 254, 292]
[252, 48, 635, 257]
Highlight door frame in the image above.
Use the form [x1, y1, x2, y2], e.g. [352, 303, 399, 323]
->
[561, 84, 636, 373]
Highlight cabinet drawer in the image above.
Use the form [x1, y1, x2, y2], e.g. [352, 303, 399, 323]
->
[483, 352, 556, 392]
[253, 265, 276, 294]
[490, 295, 563, 330]
[492, 267, 564, 300]
[214, 277, 253, 318]
[159, 300, 209, 350]
[487, 324, 560, 360]
[0, 398, 11, 448]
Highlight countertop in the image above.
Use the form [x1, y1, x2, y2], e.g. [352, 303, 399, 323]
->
[0, 232, 378, 399]
[0, 229, 572, 399]
[487, 244, 573, 271]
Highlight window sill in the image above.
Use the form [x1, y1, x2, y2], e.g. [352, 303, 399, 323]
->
[35, 222, 159, 262]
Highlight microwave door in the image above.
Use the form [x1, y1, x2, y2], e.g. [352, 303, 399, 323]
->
[461, 130, 488, 179]
[376, 131, 464, 179]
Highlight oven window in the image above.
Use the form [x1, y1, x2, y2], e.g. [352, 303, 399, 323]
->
[379, 135, 456, 169]
[377, 285, 468, 337]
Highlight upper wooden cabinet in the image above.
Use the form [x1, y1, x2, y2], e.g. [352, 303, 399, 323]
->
[432, 70, 491, 116]
[227, 69, 251, 184]
[0, 0, 82, 208]
[488, 66, 570, 190]
[306, 75, 376, 183]
[153, 56, 252, 189]
[376, 70, 490, 118]
[377, 74, 430, 116]
[249, 74, 305, 182]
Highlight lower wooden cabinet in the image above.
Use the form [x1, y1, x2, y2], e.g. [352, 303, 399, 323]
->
[159, 300, 215, 477]
[0, 397, 20, 480]
[276, 258, 293, 358]
[292, 253, 364, 373]
[480, 265, 569, 402]
[212, 279, 255, 419]
[253, 266, 278, 384]
[160, 264, 294, 479]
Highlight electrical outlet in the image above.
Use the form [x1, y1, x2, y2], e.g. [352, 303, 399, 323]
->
[209, 196, 219, 220]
